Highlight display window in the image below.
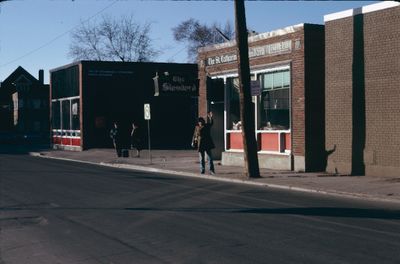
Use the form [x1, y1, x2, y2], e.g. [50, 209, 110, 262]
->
[71, 98, 80, 134]
[51, 101, 61, 130]
[217, 66, 291, 154]
[257, 69, 290, 130]
[226, 77, 241, 131]
[51, 96, 80, 147]
[51, 65, 81, 147]
[62, 100, 71, 131]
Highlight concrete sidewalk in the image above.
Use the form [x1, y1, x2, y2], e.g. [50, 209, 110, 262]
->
[31, 148, 400, 204]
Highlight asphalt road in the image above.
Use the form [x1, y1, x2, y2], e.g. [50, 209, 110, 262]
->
[1, 151, 400, 264]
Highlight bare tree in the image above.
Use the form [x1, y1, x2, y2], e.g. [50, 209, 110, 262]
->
[172, 19, 234, 62]
[69, 15, 158, 62]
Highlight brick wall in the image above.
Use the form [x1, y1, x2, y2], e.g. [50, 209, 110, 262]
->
[198, 24, 325, 171]
[290, 35, 305, 159]
[326, 17, 354, 174]
[364, 6, 400, 176]
[326, 5, 400, 176]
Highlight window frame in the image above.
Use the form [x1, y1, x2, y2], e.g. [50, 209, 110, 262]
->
[255, 66, 291, 133]
[210, 64, 291, 154]
[51, 96, 81, 141]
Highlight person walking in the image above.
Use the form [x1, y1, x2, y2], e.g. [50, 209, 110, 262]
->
[192, 111, 215, 175]
[110, 122, 122, 157]
[130, 122, 143, 157]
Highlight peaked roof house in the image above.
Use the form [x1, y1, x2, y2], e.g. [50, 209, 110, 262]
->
[0, 66, 49, 138]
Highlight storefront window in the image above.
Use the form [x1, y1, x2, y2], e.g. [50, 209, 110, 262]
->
[226, 77, 241, 130]
[71, 99, 80, 132]
[52, 101, 61, 129]
[258, 69, 290, 130]
[62, 100, 71, 130]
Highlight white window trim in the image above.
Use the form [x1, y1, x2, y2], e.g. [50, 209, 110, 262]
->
[51, 96, 80, 102]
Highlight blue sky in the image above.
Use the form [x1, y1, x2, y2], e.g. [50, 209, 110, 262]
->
[0, 0, 377, 83]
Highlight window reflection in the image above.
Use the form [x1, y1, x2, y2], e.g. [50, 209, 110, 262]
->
[226, 77, 241, 130]
[258, 69, 290, 130]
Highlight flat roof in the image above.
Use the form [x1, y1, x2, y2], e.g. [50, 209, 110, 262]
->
[324, 1, 400, 22]
[198, 23, 307, 53]
[49, 60, 197, 73]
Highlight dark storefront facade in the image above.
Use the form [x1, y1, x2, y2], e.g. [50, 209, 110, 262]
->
[198, 24, 325, 171]
[50, 61, 198, 151]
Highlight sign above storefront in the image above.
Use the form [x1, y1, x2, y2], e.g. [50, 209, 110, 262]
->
[205, 40, 293, 66]
[153, 73, 199, 96]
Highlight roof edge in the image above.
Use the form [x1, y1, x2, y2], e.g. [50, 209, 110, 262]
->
[50, 60, 197, 73]
[324, 1, 400, 22]
[198, 23, 307, 53]
[49, 61, 82, 73]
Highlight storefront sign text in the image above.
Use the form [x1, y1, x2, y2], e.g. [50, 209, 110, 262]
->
[154, 74, 198, 96]
[205, 40, 292, 66]
[88, 70, 134, 77]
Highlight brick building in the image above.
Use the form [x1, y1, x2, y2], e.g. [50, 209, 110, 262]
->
[50, 61, 198, 151]
[0, 66, 49, 138]
[324, 1, 400, 177]
[198, 24, 325, 172]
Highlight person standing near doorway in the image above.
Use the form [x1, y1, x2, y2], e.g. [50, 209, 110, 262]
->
[110, 122, 122, 157]
[192, 111, 215, 175]
[130, 122, 143, 157]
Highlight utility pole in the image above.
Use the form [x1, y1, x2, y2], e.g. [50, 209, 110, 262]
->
[234, 0, 260, 178]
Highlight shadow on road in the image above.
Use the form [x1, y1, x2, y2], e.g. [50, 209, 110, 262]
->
[0, 143, 51, 155]
[237, 207, 400, 219]
[1, 204, 399, 220]
[122, 207, 400, 220]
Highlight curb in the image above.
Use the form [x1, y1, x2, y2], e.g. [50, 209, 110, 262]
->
[29, 152, 400, 205]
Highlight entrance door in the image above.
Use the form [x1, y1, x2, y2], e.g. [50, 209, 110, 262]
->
[209, 102, 224, 160]
[207, 77, 225, 160]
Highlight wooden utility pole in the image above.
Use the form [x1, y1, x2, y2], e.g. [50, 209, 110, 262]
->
[234, 0, 260, 178]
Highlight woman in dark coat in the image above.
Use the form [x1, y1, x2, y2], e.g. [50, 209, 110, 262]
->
[130, 122, 143, 157]
[192, 112, 215, 174]
[110, 122, 122, 157]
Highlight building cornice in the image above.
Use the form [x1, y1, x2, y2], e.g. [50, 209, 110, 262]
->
[198, 23, 305, 53]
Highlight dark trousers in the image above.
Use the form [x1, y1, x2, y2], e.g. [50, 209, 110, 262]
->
[199, 149, 215, 173]
[114, 141, 122, 157]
